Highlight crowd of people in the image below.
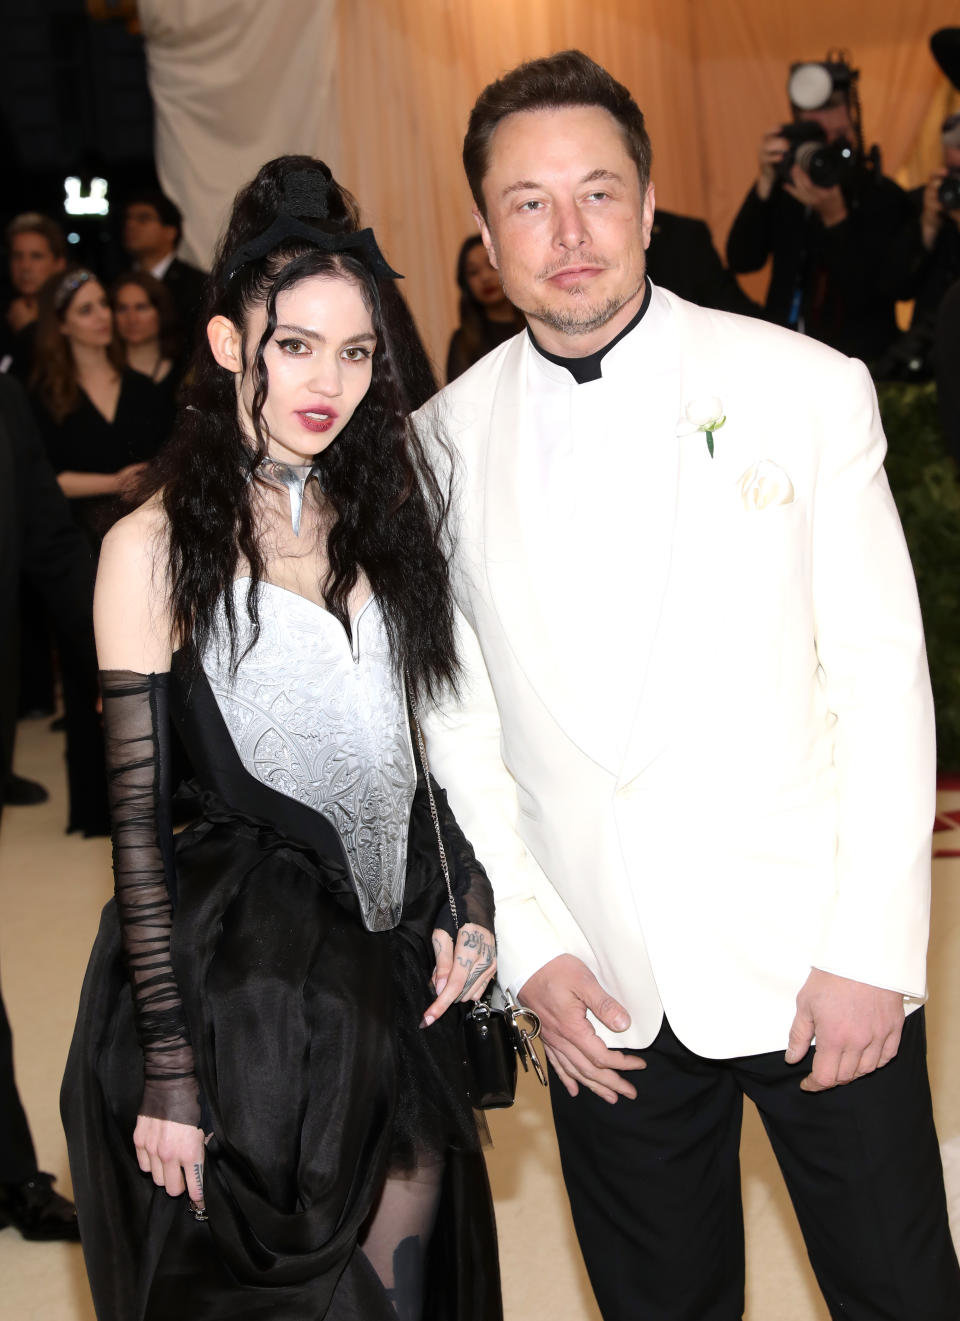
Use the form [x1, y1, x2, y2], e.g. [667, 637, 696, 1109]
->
[0, 27, 958, 1321]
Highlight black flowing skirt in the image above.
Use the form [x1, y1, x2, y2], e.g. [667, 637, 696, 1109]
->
[61, 788, 501, 1321]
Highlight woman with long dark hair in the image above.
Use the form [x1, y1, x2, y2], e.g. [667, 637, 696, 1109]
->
[110, 270, 179, 384]
[30, 271, 167, 551]
[62, 157, 501, 1320]
[445, 235, 523, 382]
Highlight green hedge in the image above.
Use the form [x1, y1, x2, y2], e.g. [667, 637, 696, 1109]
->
[877, 382, 960, 772]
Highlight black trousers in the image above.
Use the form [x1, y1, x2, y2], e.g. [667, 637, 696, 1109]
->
[550, 1010, 960, 1320]
[0, 977, 38, 1185]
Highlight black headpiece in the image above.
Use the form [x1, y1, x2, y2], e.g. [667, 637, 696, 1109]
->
[225, 169, 402, 280]
[931, 28, 960, 94]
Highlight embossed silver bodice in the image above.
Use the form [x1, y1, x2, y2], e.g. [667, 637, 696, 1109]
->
[202, 579, 415, 931]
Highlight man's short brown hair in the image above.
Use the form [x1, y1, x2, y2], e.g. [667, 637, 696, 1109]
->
[463, 50, 652, 218]
[6, 212, 67, 260]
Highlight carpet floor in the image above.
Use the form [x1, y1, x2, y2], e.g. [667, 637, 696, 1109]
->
[1, 715, 957, 1319]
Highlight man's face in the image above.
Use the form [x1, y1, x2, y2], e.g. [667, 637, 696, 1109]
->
[476, 105, 654, 353]
[10, 231, 65, 296]
[796, 102, 854, 146]
[123, 204, 176, 260]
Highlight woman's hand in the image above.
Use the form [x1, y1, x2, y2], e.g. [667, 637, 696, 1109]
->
[422, 924, 497, 1026]
[114, 462, 149, 499]
[133, 1114, 205, 1208]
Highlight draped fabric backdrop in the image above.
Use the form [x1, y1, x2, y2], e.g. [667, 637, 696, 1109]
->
[139, 0, 960, 372]
[139, 0, 341, 274]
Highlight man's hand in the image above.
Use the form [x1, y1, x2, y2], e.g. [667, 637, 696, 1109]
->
[6, 296, 36, 333]
[757, 129, 790, 200]
[785, 969, 904, 1092]
[518, 955, 645, 1104]
[919, 169, 960, 249]
[784, 167, 848, 226]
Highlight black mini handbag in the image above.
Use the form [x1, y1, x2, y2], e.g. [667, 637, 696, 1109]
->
[412, 717, 547, 1109]
[461, 982, 547, 1108]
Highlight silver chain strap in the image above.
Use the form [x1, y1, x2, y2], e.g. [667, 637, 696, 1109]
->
[412, 713, 460, 935]
[411, 709, 547, 1087]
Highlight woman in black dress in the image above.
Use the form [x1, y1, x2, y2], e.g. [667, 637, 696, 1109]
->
[111, 270, 179, 385]
[445, 235, 523, 382]
[62, 156, 501, 1321]
[31, 271, 170, 552]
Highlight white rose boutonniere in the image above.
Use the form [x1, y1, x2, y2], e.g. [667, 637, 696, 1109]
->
[677, 396, 726, 458]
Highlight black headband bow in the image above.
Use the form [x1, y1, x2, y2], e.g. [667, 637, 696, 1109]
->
[225, 169, 402, 280]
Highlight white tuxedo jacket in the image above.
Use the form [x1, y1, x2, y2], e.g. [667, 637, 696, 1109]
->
[415, 287, 934, 1059]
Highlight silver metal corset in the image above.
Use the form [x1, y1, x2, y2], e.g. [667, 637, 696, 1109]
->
[202, 579, 415, 931]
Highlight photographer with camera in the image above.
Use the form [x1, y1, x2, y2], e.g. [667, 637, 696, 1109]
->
[885, 30, 960, 384]
[875, 109, 960, 382]
[727, 54, 914, 363]
[916, 113, 960, 259]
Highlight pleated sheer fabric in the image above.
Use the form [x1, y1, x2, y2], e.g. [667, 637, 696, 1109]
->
[100, 668, 200, 1128]
[423, 773, 496, 940]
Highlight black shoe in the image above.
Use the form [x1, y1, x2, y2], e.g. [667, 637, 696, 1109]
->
[18, 705, 56, 721]
[3, 774, 50, 806]
[0, 1172, 80, 1242]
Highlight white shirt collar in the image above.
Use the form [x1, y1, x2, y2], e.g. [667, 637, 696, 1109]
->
[148, 252, 176, 281]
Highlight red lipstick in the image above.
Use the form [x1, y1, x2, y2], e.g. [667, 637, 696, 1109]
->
[295, 407, 339, 433]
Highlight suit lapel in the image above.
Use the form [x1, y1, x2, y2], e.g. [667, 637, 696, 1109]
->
[481, 301, 687, 775]
[481, 334, 610, 763]
[618, 293, 727, 784]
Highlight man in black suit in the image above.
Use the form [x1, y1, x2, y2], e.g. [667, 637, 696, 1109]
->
[122, 188, 207, 354]
[0, 374, 98, 1241]
[646, 209, 758, 316]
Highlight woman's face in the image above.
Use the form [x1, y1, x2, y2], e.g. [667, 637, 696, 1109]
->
[463, 242, 505, 306]
[114, 284, 160, 346]
[237, 274, 376, 466]
[61, 280, 112, 349]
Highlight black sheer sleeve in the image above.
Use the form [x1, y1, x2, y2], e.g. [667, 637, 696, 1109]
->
[426, 775, 496, 940]
[100, 669, 200, 1127]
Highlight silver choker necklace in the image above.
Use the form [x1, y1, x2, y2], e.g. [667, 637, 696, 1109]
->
[256, 457, 321, 536]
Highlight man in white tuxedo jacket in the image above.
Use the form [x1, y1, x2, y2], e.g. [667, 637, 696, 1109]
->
[416, 51, 960, 1319]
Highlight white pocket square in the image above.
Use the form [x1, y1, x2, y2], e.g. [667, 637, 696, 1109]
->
[739, 460, 794, 511]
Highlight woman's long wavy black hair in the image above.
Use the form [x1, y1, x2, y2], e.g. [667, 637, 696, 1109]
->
[143, 156, 457, 704]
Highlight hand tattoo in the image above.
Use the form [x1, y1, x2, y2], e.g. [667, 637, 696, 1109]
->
[456, 937, 496, 999]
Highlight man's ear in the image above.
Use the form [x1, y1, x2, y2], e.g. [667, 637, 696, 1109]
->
[473, 207, 499, 272]
[207, 316, 243, 373]
[641, 181, 656, 251]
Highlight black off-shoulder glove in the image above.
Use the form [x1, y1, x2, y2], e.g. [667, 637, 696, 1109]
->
[100, 669, 200, 1128]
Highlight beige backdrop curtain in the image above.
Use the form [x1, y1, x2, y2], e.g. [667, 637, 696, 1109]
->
[138, 0, 340, 271]
[141, 0, 960, 370]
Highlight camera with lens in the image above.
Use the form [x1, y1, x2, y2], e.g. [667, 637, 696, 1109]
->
[938, 169, 960, 212]
[774, 122, 857, 189]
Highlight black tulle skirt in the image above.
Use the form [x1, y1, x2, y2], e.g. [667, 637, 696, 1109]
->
[61, 789, 501, 1321]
